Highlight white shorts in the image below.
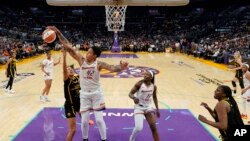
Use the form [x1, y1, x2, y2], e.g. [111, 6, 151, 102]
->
[242, 89, 250, 100]
[134, 104, 154, 115]
[80, 91, 105, 113]
[44, 73, 53, 80]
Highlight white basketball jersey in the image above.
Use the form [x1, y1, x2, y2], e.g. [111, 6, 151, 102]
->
[243, 72, 250, 88]
[80, 60, 100, 95]
[136, 83, 155, 106]
[42, 59, 54, 74]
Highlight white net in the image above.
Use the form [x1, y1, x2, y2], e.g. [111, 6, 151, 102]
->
[105, 5, 127, 32]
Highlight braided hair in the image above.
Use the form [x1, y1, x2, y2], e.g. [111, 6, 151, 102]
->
[220, 85, 244, 125]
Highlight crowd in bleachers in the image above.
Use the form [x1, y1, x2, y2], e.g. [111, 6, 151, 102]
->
[0, 3, 250, 64]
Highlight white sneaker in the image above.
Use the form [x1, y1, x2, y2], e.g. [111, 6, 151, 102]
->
[44, 96, 51, 102]
[237, 95, 243, 99]
[9, 90, 15, 94]
[232, 93, 237, 97]
[40, 96, 45, 103]
[129, 135, 135, 141]
[4, 88, 9, 93]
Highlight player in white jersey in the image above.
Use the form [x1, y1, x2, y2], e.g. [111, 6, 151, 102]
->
[129, 71, 160, 141]
[48, 26, 128, 141]
[240, 64, 250, 123]
[40, 51, 60, 102]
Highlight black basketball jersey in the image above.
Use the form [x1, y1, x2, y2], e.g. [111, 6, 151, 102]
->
[64, 75, 80, 105]
[7, 59, 16, 72]
[234, 62, 243, 78]
[7, 58, 16, 77]
[213, 99, 243, 140]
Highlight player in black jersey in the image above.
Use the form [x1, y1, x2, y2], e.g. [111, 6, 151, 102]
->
[199, 85, 244, 141]
[230, 51, 244, 96]
[63, 48, 80, 141]
[5, 53, 17, 94]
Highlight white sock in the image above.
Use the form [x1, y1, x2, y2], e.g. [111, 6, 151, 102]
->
[94, 111, 107, 140]
[81, 111, 90, 139]
[130, 114, 144, 140]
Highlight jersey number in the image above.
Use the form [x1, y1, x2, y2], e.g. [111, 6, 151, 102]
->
[87, 70, 95, 79]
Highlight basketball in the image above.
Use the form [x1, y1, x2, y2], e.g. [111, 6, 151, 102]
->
[42, 29, 56, 43]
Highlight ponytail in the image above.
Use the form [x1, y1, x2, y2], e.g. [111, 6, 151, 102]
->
[221, 85, 244, 125]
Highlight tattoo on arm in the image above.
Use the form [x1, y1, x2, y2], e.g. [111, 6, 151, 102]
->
[99, 61, 121, 72]
[58, 32, 69, 44]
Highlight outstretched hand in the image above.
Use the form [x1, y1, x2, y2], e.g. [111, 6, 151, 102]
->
[198, 115, 207, 123]
[200, 102, 209, 109]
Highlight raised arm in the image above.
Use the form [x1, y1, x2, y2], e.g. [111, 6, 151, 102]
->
[54, 57, 61, 66]
[199, 102, 229, 130]
[47, 26, 84, 66]
[153, 85, 160, 118]
[62, 48, 68, 81]
[200, 102, 216, 118]
[98, 60, 128, 72]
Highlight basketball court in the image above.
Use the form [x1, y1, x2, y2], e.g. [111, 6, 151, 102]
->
[0, 0, 247, 141]
[0, 51, 244, 141]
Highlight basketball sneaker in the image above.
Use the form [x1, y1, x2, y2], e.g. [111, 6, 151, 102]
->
[44, 96, 51, 102]
[232, 93, 237, 97]
[241, 114, 248, 119]
[4, 88, 9, 93]
[40, 96, 45, 103]
[9, 90, 15, 94]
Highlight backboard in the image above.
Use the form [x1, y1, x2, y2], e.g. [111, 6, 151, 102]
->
[46, 0, 190, 6]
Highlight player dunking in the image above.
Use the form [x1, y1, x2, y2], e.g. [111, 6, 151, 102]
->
[62, 48, 81, 141]
[40, 51, 60, 102]
[129, 71, 160, 141]
[48, 26, 128, 141]
[5, 53, 17, 94]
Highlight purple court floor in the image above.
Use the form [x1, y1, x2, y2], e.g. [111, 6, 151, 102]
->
[14, 108, 216, 141]
[99, 54, 138, 58]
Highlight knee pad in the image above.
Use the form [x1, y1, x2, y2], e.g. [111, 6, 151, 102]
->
[232, 81, 236, 87]
[135, 125, 143, 132]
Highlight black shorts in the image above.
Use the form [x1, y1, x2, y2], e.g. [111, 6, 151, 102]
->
[7, 70, 15, 78]
[64, 101, 80, 118]
[235, 70, 243, 78]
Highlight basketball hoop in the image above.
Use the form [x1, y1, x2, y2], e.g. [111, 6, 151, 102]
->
[105, 5, 127, 32]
